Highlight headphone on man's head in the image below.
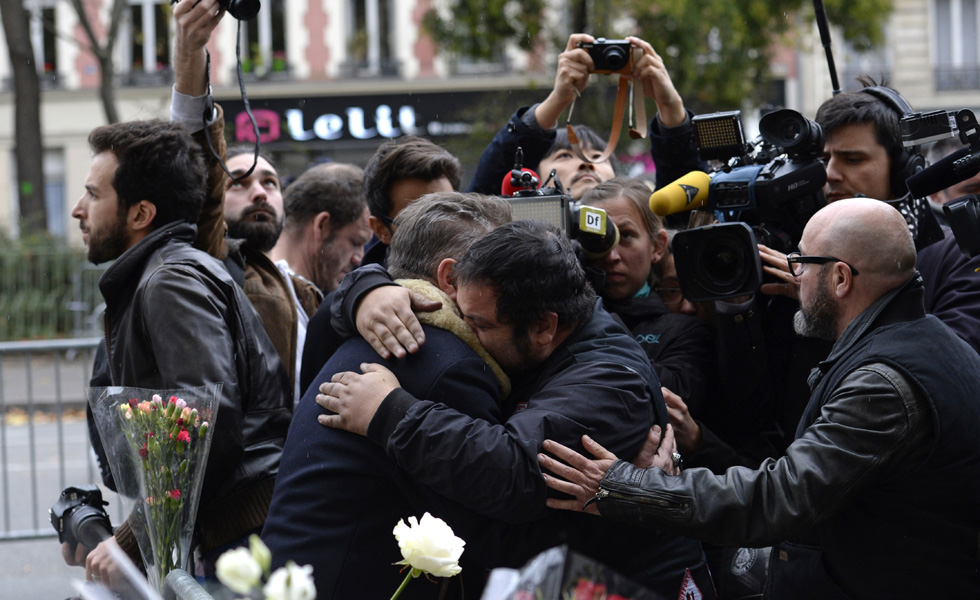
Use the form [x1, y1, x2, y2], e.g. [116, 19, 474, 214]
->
[860, 86, 926, 196]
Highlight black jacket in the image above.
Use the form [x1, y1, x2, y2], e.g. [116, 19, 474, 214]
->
[603, 293, 714, 415]
[917, 226, 980, 355]
[466, 105, 704, 197]
[96, 222, 291, 552]
[331, 271, 706, 596]
[595, 276, 980, 598]
[264, 324, 503, 599]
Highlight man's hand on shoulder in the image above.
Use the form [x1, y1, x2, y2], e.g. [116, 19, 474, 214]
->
[355, 286, 437, 359]
[316, 363, 402, 436]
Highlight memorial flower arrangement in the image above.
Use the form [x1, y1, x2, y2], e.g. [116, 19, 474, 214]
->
[89, 385, 220, 592]
[216, 535, 316, 600]
[390, 512, 465, 600]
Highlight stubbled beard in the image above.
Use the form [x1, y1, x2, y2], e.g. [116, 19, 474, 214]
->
[793, 282, 838, 341]
[87, 214, 130, 265]
[227, 203, 283, 253]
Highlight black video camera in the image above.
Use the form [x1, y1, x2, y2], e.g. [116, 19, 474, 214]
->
[673, 108, 826, 301]
[578, 38, 633, 75]
[50, 485, 113, 549]
[901, 108, 980, 257]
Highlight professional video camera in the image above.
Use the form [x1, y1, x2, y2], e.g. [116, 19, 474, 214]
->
[500, 148, 619, 261]
[649, 108, 827, 301]
[50, 485, 113, 550]
[902, 108, 980, 257]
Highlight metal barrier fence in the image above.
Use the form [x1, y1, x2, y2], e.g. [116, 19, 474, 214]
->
[0, 337, 127, 541]
[0, 247, 105, 341]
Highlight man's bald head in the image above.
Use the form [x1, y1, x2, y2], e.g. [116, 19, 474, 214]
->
[802, 197, 916, 301]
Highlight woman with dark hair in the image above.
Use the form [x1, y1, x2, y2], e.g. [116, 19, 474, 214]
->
[581, 177, 714, 416]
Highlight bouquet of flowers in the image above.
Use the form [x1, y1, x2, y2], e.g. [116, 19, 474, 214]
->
[89, 384, 221, 592]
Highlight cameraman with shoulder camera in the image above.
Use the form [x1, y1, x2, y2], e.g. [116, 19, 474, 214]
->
[669, 80, 980, 475]
[467, 33, 703, 201]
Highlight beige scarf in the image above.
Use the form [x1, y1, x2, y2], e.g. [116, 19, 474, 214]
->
[395, 278, 511, 399]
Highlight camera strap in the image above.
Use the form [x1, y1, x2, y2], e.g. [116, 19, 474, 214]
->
[201, 20, 261, 181]
[565, 48, 647, 164]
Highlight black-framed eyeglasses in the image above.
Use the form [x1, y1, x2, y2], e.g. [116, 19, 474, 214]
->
[379, 215, 396, 230]
[786, 252, 860, 277]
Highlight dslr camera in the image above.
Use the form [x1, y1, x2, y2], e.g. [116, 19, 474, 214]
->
[578, 38, 633, 75]
[671, 108, 827, 302]
[50, 485, 113, 549]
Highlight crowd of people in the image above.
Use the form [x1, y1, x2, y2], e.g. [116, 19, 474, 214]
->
[59, 0, 980, 598]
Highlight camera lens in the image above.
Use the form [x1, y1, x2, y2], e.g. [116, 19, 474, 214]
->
[68, 506, 113, 549]
[601, 46, 629, 71]
[760, 109, 824, 157]
[698, 234, 752, 293]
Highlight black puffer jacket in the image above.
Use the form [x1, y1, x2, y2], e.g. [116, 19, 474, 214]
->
[95, 221, 291, 553]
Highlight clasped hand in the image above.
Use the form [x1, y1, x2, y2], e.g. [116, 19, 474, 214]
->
[316, 363, 402, 436]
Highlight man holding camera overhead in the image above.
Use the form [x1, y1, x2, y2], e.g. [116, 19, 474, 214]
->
[467, 33, 702, 201]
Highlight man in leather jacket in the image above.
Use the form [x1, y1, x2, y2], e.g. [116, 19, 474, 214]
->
[65, 117, 291, 587]
[169, 1, 320, 403]
[541, 198, 980, 599]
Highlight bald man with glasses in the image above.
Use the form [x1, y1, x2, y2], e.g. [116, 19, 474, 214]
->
[541, 198, 980, 599]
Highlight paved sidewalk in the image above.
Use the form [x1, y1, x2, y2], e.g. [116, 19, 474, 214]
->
[0, 537, 78, 599]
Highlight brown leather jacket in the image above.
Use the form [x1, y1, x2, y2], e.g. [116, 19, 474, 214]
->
[192, 104, 321, 393]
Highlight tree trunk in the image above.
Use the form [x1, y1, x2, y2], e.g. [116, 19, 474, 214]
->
[98, 52, 119, 124]
[0, 0, 48, 237]
[70, 0, 124, 124]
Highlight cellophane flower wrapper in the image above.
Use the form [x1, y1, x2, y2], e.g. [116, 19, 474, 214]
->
[479, 545, 664, 600]
[88, 384, 221, 592]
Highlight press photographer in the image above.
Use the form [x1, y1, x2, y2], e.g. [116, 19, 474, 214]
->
[467, 33, 703, 204]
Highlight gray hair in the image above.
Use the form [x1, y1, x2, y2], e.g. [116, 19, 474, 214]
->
[387, 192, 513, 281]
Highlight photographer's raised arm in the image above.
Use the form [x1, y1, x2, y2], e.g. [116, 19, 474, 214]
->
[467, 33, 597, 196]
[171, 0, 227, 257]
[632, 36, 705, 190]
[532, 33, 596, 130]
[173, 0, 223, 98]
[629, 36, 686, 128]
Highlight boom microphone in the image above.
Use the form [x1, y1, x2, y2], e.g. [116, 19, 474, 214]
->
[907, 148, 980, 198]
[649, 171, 711, 216]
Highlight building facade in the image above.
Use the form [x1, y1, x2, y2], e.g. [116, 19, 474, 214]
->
[1, 0, 978, 241]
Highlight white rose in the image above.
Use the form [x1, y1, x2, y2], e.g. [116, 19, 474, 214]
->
[263, 561, 316, 600]
[392, 512, 465, 578]
[249, 534, 272, 575]
[215, 547, 262, 595]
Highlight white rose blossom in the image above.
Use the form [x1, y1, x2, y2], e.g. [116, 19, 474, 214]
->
[215, 547, 262, 595]
[393, 512, 465, 578]
[249, 534, 272, 576]
[263, 561, 317, 600]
